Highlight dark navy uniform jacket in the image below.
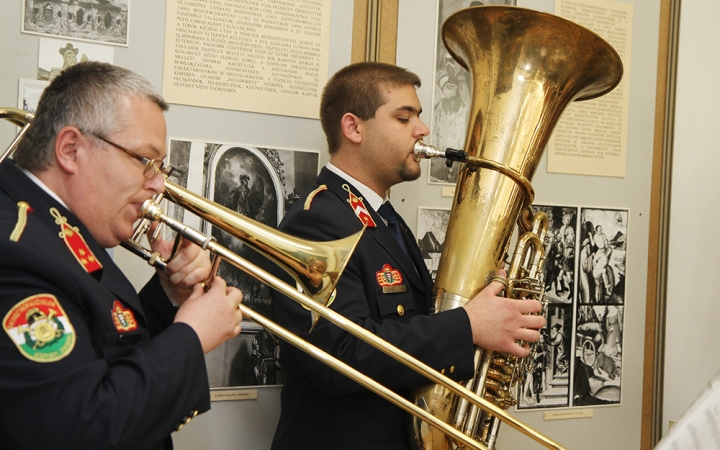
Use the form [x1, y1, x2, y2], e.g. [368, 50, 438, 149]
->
[0, 159, 209, 450]
[271, 167, 476, 450]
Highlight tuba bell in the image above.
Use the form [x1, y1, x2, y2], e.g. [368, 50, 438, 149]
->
[410, 6, 622, 449]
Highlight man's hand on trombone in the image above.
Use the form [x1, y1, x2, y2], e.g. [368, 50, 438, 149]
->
[148, 225, 244, 354]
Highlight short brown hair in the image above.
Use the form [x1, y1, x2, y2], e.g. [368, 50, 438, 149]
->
[320, 62, 421, 154]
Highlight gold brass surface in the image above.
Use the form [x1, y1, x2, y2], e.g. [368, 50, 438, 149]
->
[410, 5, 622, 449]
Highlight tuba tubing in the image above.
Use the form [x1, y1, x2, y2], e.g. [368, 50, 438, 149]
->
[410, 5, 623, 449]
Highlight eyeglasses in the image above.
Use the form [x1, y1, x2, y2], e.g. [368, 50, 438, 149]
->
[85, 131, 166, 179]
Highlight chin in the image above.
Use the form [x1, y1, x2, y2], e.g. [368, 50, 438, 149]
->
[400, 165, 422, 182]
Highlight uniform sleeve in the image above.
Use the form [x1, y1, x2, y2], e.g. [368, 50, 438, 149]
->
[0, 263, 210, 450]
[272, 205, 476, 396]
[138, 273, 178, 337]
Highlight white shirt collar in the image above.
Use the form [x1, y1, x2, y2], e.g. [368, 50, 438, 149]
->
[326, 162, 386, 212]
[21, 167, 70, 210]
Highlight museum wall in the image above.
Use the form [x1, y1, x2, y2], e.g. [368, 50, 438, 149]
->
[0, 0, 668, 449]
[663, 0, 720, 438]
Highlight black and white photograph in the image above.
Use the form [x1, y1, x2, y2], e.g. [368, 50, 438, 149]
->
[518, 302, 572, 410]
[37, 38, 114, 81]
[168, 139, 320, 389]
[428, 0, 516, 185]
[532, 204, 578, 304]
[205, 322, 285, 388]
[22, 0, 129, 46]
[416, 207, 451, 280]
[17, 79, 49, 113]
[574, 304, 623, 406]
[577, 207, 628, 305]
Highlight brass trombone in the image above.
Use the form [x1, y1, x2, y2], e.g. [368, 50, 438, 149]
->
[1, 106, 567, 450]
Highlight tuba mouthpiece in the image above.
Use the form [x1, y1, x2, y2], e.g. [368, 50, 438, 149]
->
[412, 140, 468, 163]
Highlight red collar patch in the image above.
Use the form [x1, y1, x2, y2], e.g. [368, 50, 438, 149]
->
[50, 207, 102, 273]
[111, 301, 138, 332]
[343, 184, 377, 228]
[376, 264, 403, 287]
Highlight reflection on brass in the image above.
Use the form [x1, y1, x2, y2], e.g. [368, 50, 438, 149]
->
[410, 5, 622, 450]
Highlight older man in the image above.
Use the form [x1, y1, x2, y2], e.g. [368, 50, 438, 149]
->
[0, 62, 243, 449]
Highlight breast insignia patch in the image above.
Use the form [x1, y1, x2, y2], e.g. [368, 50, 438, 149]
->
[376, 264, 403, 287]
[3, 294, 76, 362]
[111, 300, 138, 332]
[343, 184, 377, 228]
[50, 207, 103, 273]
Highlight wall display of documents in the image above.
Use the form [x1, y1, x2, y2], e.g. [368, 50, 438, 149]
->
[547, 0, 633, 177]
[163, 0, 330, 118]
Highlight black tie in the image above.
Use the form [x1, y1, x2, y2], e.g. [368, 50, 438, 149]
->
[378, 201, 410, 258]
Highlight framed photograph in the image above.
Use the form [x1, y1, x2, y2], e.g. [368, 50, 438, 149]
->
[516, 204, 628, 410]
[428, 0, 517, 185]
[416, 207, 451, 281]
[18, 78, 49, 113]
[167, 138, 320, 394]
[37, 38, 114, 81]
[22, 0, 129, 47]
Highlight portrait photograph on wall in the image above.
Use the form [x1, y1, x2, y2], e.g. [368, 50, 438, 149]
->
[168, 138, 320, 390]
[416, 207, 451, 281]
[428, 0, 516, 185]
[22, 0, 129, 46]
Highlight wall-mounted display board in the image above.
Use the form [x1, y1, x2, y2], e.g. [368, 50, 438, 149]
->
[391, 0, 660, 448]
[0, 0, 666, 449]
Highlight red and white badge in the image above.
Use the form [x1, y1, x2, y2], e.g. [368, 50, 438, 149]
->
[376, 264, 403, 287]
[343, 184, 376, 228]
[111, 300, 138, 332]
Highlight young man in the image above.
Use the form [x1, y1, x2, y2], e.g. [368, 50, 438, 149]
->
[270, 62, 544, 449]
[0, 62, 244, 449]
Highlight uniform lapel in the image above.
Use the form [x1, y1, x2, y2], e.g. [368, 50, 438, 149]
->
[318, 168, 429, 293]
[0, 160, 144, 316]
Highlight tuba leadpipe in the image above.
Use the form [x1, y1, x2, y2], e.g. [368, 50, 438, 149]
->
[410, 5, 623, 449]
[1, 108, 567, 449]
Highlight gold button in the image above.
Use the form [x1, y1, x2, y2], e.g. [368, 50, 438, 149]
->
[450, 366, 455, 373]
[397, 305, 405, 316]
[441, 368, 446, 374]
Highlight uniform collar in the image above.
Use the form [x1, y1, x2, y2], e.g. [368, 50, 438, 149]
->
[326, 163, 385, 212]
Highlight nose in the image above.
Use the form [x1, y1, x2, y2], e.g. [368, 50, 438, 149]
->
[415, 119, 430, 139]
[144, 171, 166, 194]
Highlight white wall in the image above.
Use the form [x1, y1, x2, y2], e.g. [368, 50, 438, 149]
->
[662, 0, 720, 437]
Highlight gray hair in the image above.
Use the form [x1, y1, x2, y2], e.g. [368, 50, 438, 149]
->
[13, 61, 168, 172]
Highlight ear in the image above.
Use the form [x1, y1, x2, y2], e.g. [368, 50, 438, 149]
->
[340, 112, 363, 145]
[54, 126, 82, 174]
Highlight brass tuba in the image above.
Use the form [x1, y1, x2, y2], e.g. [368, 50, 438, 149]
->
[410, 6, 623, 449]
